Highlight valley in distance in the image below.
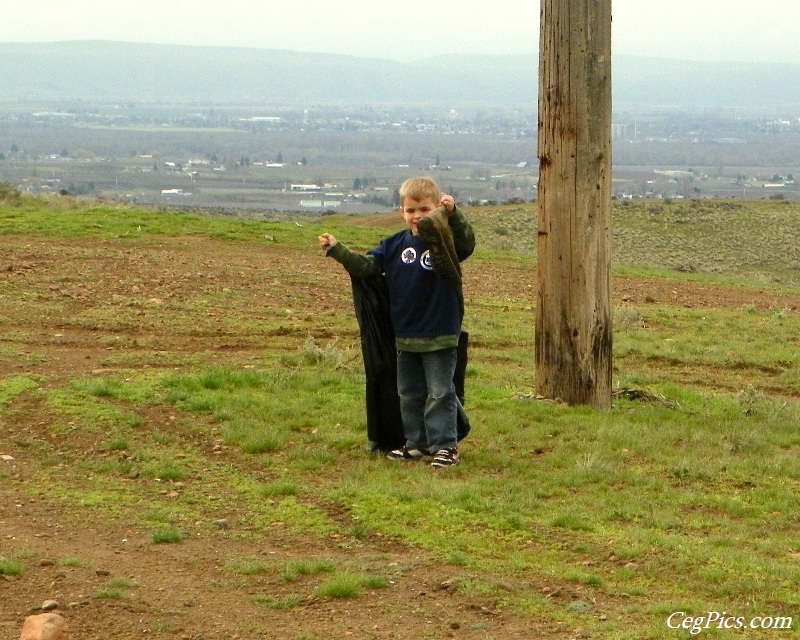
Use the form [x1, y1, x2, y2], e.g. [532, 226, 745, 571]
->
[0, 42, 799, 211]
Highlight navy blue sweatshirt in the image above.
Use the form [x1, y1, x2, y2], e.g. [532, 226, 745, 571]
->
[326, 206, 474, 350]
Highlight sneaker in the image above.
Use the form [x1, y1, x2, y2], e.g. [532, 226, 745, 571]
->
[430, 448, 459, 468]
[387, 446, 429, 460]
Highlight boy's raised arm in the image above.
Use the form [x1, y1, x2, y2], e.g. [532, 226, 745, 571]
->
[319, 233, 381, 279]
[448, 205, 476, 261]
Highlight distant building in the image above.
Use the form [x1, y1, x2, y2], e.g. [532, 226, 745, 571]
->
[655, 170, 693, 179]
[612, 123, 629, 139]
[291, 184, 321, 191]
[241, 116, 282, 123]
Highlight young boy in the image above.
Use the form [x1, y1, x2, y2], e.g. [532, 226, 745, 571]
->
[318, 176, 475, 467]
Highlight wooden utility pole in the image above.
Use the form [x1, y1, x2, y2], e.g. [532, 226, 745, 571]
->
[535, 0, 612, 408]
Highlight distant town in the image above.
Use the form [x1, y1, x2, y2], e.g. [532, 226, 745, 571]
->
[1, 102, 799, 210]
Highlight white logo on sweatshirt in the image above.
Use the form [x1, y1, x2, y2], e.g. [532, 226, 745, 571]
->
[401, 247, 417, 264]
[420, 250, 433, 270]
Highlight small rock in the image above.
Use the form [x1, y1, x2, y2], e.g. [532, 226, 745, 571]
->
[212, 519, 229, 529]
[20, 612, 68, 640]
[40, 601, 59, 611]
[95, 569, 111, 577]
[39, 560, 55, 567]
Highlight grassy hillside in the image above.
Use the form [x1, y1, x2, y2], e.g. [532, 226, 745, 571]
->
[1, 193, 799, 639]
[3, 190, 800, 286]
[472, 198, 800, 288]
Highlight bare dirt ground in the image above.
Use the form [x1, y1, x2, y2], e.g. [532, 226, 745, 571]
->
[2, 233, 798, 640]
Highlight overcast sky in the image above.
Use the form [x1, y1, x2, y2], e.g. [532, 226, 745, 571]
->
[2, 0, 799, 65]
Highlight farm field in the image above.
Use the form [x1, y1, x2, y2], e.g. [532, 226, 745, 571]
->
[1, 193, 799, 639]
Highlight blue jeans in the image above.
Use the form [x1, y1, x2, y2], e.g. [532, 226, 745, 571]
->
[396, 347, 458, 453]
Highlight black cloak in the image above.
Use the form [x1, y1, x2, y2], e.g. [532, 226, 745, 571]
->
[350, 274, 470, 452]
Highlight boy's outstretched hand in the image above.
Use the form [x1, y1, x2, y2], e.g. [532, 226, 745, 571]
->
[319, 233, 338, 250]
[439, 193, 455, 214]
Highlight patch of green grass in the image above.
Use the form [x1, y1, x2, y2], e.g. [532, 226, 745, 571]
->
[0, 375, 39, 407]
[140, 508, 173, 524]
[314, 572, 388, 598]
[92, 588, 124, 599]
[445, 551, 473, 567]
[455, 577, 512, 598]
[0, 556, 24, 576]
[141, 459, 187, 481]
[257, 480, 301, 497]
[150, 432, 175, 445]
[92, 587, 125, 600]
[550, 511, 595, 532]
[44, 386, 143, 433]
[106, 437, 130, 451]
[227, 556, 274, 575]
[231, 423, 287, 454]
[564, 571, 604, 587]
[81, 457, 133, 476]
[150, 620, 178, 633]
[254, 593, 303, 609]
[281, 558, 336, 582]
[150, 526, 187, 544]
[107, 576, 139, 588]
[0, 194, 316, 247]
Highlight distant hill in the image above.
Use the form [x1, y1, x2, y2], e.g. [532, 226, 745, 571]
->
[1, 41, 799, 109]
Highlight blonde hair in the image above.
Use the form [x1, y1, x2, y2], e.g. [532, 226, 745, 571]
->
[398, 176, 440, 208]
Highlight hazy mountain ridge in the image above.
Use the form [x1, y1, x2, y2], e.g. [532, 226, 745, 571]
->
[1, 41, 799, 109]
